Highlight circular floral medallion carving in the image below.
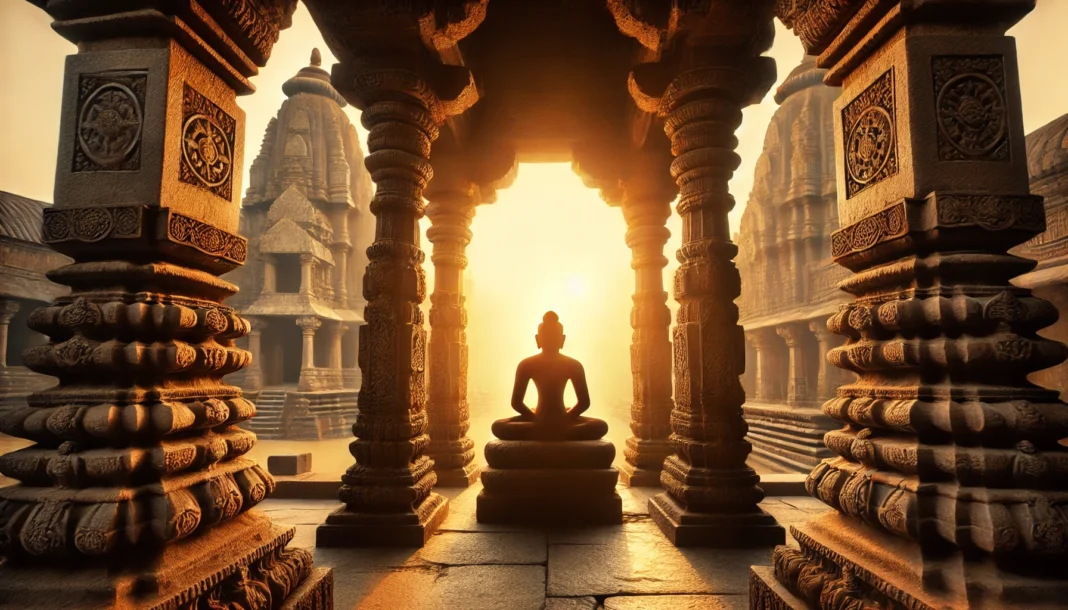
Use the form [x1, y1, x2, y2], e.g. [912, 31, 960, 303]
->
[937, 73, 1006, 157]
[851, 216, 883, 251]
[70, 208, 114, 242]
[846, 107, 894, 185]
[43, 213, 71, 241]
[77, 83, 143, 167]
[112, 207, 139, 236]
[182, 114, 232, 187]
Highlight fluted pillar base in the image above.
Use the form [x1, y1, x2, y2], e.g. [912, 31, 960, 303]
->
[316, 493, 448, 548]
[752, 512, 1068, 609]
[0, 512, 330, 609]
[618, 438, 672, 487]
[649, 494, 784, 548]
[427, 437, 480, 487]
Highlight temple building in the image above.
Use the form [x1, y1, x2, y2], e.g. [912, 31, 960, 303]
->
[1014, 112, 1068, 399]
[225, 50, 374, 440]
[736, 57, 853, 474]
[0, 191, 69, 406]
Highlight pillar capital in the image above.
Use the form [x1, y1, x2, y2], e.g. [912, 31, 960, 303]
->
[296, 316, 322, 335]
[775, 322, 811, 348]
[808, 316, 833, 340]
[0, 300, 20, 325]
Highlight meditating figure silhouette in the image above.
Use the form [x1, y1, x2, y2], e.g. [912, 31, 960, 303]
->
[492, 311, 609, 441]
[477, 311, 622, 525]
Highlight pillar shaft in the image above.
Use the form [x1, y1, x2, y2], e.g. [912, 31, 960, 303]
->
[0, 2, 329, 606]
[630, 44, 786, 545]
[330, 323, 345, 370]
[755, 1, 1068, 607]
[300, 253, 314, 295]
[424, 185, 479, 487]
[750, 328, 780, 403]
[619, 189, 675, 487]
[776, 323, 812, 406]
[0, 300, 19, 369]
[808, 317, 844, 404]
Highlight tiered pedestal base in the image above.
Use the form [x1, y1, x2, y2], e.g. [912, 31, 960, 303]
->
[477, 440, 622, 526]
[650, 494, 785, 548]
[316, 493, 448, 547]
[751, 512, 1068, 609]
[0, 512, 331, 609]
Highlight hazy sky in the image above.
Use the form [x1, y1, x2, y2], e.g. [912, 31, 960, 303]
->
[3, 2, 1067, 411]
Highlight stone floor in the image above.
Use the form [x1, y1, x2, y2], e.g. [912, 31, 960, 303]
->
[262, 484, 829, 609]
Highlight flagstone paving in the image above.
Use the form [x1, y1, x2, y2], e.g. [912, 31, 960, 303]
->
[260, 483, 828, 609]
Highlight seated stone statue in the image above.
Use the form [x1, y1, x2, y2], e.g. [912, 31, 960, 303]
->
[491, 311, 609, 441]
[477, 311, 622, 526]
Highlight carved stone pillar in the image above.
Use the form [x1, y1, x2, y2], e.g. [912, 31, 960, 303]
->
[0, 2, 331, 607]
[299, 253, 314, 296]
[263, 256, 278, 293]
[809, 317, 845, 404]
[619, 155, 677, 488]
[753, 1, 1068, 607]
[624, 4, 784, 546]
[424, 177, 479, 487]
[296, 316, 320, 392]
[0, 300, 20, 369]
[776, 323, 813, 406]
[303, 0, 486, 547]
[245, 316, 266, 393]
[330, 322, 345, 370]
[749, 328, 781, 403]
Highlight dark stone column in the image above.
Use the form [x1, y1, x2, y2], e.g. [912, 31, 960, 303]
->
[625, 4, 785, 546]
[618, 153, 677, 488]
[424, 177, 480, 487]
[304, 0, 487, 546]
[0, 1, 332, 607]
[752, 1, 1068, 607]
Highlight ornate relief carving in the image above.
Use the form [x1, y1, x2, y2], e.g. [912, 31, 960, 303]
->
[42, 206, 143, 243]
[774, 0, 864, 54]
[935, 193, 1044, 232]
[74, 71, 146, 172]
[167, 211, 248, 264]
[831, 202, 907, 257]
[933, 55, 1009, 161]
[843, 69, 898, 198]
[214, 0, 297, 62]
[180, 84, 236, 200]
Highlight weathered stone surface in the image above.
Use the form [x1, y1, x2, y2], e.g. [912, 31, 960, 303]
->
[545, 597, 601, 610]
[326, 565, 546, 610]
[605, 594, 747, 610]
[418, 531, 547, 565]
[485, 439, 615, 469]
[547, 533, 772, 596]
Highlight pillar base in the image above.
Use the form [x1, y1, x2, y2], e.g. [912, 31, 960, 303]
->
[617, 461, 663, 487]
[649, 493, 784, 548]
[749, 566, 808, 609]
[0, 512, 327, 609]
[762, 512, 1068, 609]
[432, 462, 481, 488]
[315, 493, 448, 547]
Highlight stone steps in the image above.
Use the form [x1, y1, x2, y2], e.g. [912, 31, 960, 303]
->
[244, 389, 289, 440]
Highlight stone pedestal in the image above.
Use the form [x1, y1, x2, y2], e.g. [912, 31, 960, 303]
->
[620, 2, 784, 547]
[0, 1, 327, 607]
[755, 1, 1068, 607]
[478, 438, 622, 526]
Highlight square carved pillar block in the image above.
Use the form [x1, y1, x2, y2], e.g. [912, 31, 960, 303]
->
[0, 2, 331, 608]
[752, 1, 1068, 608]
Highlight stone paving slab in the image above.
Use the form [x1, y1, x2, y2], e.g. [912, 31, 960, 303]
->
[603, 594, 748, 609]
[257, 490, 825, 608]
[332, 564, 546, 610]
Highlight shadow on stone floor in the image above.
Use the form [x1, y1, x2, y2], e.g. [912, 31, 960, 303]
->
[260, 483, 828, 609]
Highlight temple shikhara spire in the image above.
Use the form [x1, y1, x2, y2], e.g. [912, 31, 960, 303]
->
[225, 46, 374, 440]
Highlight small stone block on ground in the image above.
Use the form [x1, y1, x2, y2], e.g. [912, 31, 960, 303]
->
[268, 453, 313, 476]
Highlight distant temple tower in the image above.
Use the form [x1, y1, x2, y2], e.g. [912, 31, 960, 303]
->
[0, 192, 69, 406]
[226, 49, 374, 439]
[736, 56, 854, 473]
